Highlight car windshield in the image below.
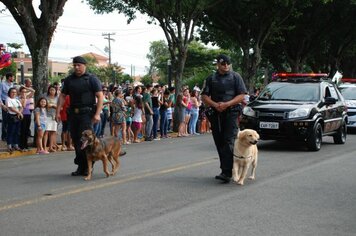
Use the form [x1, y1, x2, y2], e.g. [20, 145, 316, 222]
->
[339, 87, 356, 100]
[258, 83, 319, 101]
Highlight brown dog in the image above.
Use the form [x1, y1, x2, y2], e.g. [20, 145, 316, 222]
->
[80, 129, 126, 180]
[232, 129, 260, 185]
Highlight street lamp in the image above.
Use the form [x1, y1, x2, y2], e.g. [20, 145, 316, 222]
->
[20, 60, 24, 84]
[167, 59, 172, 88]
[90, 44, 107, 56]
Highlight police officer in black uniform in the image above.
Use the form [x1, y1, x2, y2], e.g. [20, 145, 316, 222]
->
[201, 54, 247, 183]
[56, 56, 103, 176]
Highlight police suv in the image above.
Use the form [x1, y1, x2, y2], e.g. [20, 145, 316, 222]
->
[240, 73, 348, 151]
[338, 78, 356, 130]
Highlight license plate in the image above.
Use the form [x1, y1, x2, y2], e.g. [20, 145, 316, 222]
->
[259, 121, 279, 129]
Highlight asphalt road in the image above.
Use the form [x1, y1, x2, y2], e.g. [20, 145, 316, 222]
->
[0, 133, 356, 236]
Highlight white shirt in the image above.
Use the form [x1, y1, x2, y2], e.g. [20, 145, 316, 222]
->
[132, 107, 143, 122]
[6, 97, 22, 115]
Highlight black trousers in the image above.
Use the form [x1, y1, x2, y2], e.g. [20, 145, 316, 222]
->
[68, 112, 93, 171]
[209, 110, 239, 177]
[1, 102, 8, 140]
[19, 114, 31, 149]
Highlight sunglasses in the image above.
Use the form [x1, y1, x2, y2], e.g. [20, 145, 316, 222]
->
[220, 62, 230, 66]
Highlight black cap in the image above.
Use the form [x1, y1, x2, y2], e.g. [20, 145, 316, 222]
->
[216, 54, 231, 64]
[72, 56, 87, 64]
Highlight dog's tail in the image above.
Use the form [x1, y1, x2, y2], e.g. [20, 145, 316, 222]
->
[119, 150, 127, 157]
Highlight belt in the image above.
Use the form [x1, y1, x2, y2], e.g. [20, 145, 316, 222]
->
[70, 107, 93, 114]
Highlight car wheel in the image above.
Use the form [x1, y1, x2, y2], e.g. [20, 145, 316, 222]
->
[306, 123, 322, 151]
[333, 121, 347, 144]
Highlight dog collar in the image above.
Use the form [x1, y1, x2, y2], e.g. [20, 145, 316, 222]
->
[233, 154, 252, 160]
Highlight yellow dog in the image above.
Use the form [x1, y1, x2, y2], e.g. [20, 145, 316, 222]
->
[232, 129, 260, 185]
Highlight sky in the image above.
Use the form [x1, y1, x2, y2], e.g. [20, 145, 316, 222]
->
[0, 0, 166, 75]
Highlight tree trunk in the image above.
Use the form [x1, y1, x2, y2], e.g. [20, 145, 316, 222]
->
[30, 46, 50, 100]
[172, 48, 188, 132]
[240, 46, 263, 94]
[1, 0, 67, 100]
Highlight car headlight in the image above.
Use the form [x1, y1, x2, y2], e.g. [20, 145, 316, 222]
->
[345, 100, 356, 107]
[288, 108, 311, 119]
[243, 106, 256, 117]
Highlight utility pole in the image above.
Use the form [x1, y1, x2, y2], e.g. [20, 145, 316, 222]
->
[102, 32, 115, 65]
[102, 32, 116, 84]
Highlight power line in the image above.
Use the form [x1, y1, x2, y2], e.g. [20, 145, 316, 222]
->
[102, 32, 115, 65]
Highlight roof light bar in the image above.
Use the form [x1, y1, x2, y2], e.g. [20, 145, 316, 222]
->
[273, 73, 328, 78]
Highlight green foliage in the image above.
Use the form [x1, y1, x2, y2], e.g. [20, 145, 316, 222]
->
[184, 70, 212, 91]
[120, 74, 133, 85]
[146, 39, 228, 87]
[140, 74, 153, 86]
[6, 43, 23, 51]
[146, 40, 170, 75]
[87, 0, 218, 92]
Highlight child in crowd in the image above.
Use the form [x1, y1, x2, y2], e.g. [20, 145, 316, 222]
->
[59, 95, 74, 151]
[34, 97, 49, 154]
[125, 99, 134, 144]
[132, 95, 144, 143]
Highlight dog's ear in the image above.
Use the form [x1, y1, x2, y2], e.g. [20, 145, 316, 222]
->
[238, 130, 244, 139]
[255, 131, 260, 140]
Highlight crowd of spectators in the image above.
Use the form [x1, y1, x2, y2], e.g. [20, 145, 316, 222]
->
[0, 75, 211, 154]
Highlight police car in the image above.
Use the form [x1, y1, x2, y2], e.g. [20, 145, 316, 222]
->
[240, 73, 348, 151]
[338, 78, 356, 130]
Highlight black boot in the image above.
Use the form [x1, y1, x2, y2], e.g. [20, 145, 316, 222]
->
[71, 167, 85, 176]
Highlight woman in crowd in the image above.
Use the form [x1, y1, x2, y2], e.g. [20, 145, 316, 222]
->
[111, 89, 127, 144]
[175, 92, 188, 137]
[6, 87, 23, 152]
[182, 88, 191, 136]
[188, 89, 201, 135]
[159, 89, 172, 139]
[44, 85, 58, 152]
[151, 88, 160, 140]
[18, 86, 34, 151]
[100, 86, 111, 138]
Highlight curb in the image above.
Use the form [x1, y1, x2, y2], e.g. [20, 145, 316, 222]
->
[0, 132, 183, 160]
[0, 148, 38, 160]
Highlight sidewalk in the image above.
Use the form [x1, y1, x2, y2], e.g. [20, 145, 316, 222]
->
[0, 131, 181, 160]
[0, 139, 38, 159]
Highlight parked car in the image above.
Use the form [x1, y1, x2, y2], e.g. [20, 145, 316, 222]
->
[240, 73, 348, 151]
[338, 78, 356, 130]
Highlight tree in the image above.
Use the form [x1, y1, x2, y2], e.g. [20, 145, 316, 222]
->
[146, 40, 170, 77]
[0, 0, 67, 98]
[262, 0, 356, 77]
[200, 0, 296, 92]
[6, 43, 23, 58]
[86, 0, 220, 92]
[309, 0, 356, 76]
[146, 39, 226, 88]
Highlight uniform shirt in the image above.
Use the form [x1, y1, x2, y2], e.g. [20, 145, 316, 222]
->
[61, 72, 102, 108]
[201, 71, 247, 102]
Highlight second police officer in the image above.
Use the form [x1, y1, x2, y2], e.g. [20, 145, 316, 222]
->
[201, 54, 247, 183]
[56, 56, 103, 176]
